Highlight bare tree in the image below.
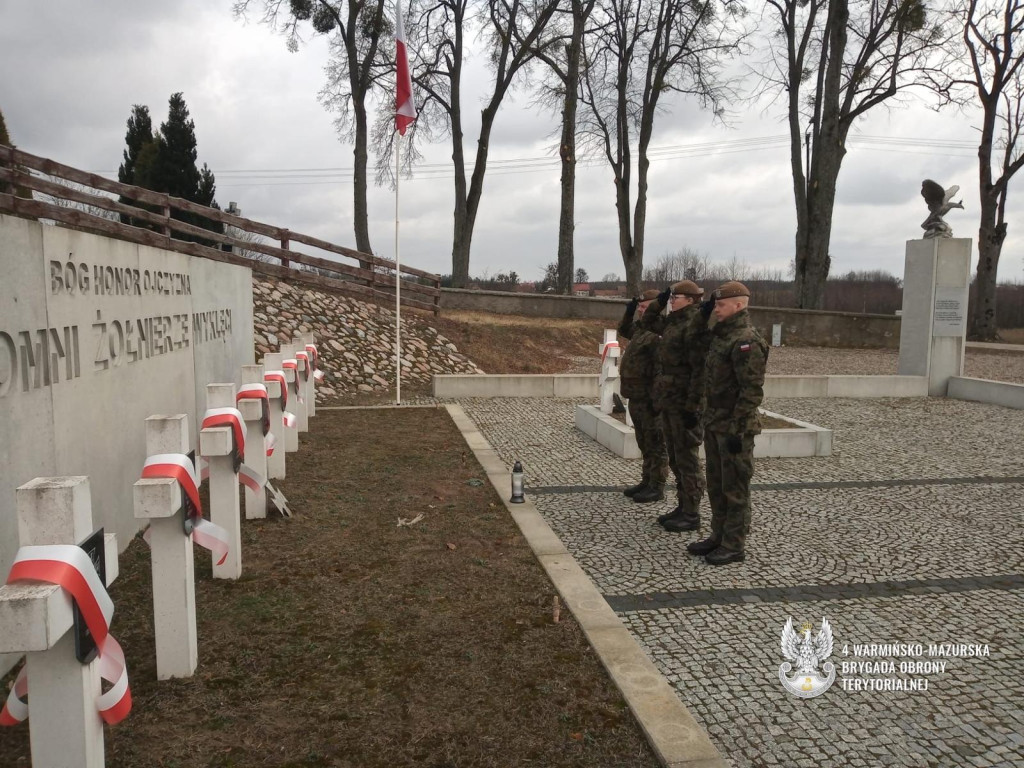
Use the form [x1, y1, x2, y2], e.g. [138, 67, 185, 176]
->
[234, 0, 392, 257]
[935, 0, 1024, 340]
[642, 246, 712, 282]
[530, 0, 598, 294]
[580, 0, 743, 296]
[759, 0, 948, 309]
[395, 0, 559, 288]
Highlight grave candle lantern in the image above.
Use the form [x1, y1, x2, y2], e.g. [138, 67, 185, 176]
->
[510, 460, 525, 504]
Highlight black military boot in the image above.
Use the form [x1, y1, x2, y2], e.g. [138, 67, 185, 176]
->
[623, 481, 648, 498]
[656, 506, 682, 524]
[632, 482, 665, 503]
[662, 512, 700, 533]
[686, 537, 720, 556]
[705, 547, 746, 566]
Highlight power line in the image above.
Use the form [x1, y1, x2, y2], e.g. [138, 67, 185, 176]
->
[88, 133, 981, 188]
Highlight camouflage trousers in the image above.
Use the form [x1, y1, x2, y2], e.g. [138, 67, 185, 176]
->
[704, 431, 755, 552]
[661, 409, 705, 517]
[628, 396, 668, 484]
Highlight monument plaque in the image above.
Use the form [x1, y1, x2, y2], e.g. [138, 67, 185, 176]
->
[933, 288, 966, 337]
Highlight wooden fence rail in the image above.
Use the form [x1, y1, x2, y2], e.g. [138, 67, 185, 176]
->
[0, 145, 441, 314]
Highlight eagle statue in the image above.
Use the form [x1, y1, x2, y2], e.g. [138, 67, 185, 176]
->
[920, 179, 964, 238]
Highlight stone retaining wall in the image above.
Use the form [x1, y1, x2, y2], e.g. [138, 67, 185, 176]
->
[441, 288, 901, 348]
[253, 276, 482, 398]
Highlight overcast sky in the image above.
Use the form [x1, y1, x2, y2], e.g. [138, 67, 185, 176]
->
[2, 0, 1021, 286]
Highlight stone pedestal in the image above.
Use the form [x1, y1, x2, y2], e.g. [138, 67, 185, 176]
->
[898, 238, 972, 396]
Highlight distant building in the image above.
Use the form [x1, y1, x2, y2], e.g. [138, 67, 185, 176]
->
[573, 282, 591, 296]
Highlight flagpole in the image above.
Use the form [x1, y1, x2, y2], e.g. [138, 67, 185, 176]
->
[395, 132, 401, 406]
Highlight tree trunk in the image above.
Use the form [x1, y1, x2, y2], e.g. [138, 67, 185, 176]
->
[614, 170, 639, 295]
[794, 0, 847, 310]
[971, 191, 1005, 340]
[556, 7, 587, 297]
[556, 80, 578, 296]
[352, 98, 373, 256]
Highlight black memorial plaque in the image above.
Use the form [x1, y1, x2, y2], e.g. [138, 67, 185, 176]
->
[73, 528, 106, 664]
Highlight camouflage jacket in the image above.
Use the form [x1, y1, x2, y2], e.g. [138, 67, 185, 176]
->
[617, 304, 661, 400]
[702, 309, 769, 435]
[642, 301, 711, 413]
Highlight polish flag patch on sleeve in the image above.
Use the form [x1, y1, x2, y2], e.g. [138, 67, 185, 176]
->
[739, 342, 751, 352]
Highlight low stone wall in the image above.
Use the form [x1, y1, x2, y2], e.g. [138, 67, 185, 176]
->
[253, 277, 482, 398]
[440, 288, 901, 348]
[948, 376, 1024, 409]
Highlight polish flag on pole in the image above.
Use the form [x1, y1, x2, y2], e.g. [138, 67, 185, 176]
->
[395, 2, 417, 136]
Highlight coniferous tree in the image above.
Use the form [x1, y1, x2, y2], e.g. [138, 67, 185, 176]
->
[0, 106, 33, 199]
[117, 104, 154, 224]
[116, 94, 222, 244]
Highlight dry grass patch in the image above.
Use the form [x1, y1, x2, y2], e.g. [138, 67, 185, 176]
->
[1, 408, 658, 768]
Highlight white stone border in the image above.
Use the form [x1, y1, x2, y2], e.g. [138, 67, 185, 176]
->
[947, 376, 1024, 410]
[445, 403, 729, 768]
[575, 405, 833, 459]
[433, 373, 928, 399]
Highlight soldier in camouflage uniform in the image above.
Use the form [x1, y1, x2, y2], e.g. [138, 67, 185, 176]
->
[619, 289, 668, 503]
[640, 280, 713, 531]
[688, 281, 769, 565]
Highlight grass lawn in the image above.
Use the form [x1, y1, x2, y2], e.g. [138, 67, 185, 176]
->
[0, 408, 658, 768]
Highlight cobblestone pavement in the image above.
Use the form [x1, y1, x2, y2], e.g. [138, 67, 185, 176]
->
[564, 347, 1024, 383]
[457, 396, 1024, 768]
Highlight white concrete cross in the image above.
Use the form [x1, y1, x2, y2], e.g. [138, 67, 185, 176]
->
[200, 384, 243, 580]
[279, 342, 309, 434]
[0, 476, 120, 768]
[258, 361, 288, 480]
[132, 415, 198, 680]
[294, 332, 318, 418]
[598, 328, 622, 416]
[263, 352, 299, 455]
[238, 364, 270, 520]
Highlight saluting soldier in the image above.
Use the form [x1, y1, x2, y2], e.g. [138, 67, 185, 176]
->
[688, 281, 768, 565]
[640, 281, 713, 531]
[618, 289, 669, 503]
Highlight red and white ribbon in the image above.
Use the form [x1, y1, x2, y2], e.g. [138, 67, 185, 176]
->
[264, 370, 289, 410]
[191, 518, 230, 566]
[237, 384, 271, 437]
[295, 351, 311, 382]
[140, 454, 229, 566]
[601, 340, 620, 365]
[281, 360, 304, 404]
[192, 456, 264, 495]
[201, 407, 247, 461]
[0, 545, 132, 726]
[264, 432, 277, 457]
[305, 344, 325, 382]
[238, 463, 267, 492]
[282, 411, 297, 429]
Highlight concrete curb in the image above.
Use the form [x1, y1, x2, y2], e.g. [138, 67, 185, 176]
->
[444, 403, 728, 768]
[316, 404, 442, 411]
[434, 373, 928, 399]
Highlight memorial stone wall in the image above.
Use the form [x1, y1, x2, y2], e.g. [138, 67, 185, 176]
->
[0, 212, 254, 595]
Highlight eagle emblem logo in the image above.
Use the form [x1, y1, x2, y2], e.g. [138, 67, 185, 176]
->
[779, 617, 836, 698]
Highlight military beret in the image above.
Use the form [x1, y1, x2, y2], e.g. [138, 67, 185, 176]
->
[671, 280, 703, 297]
[641, 289, 661, 301]
[712, 281, 751, 299]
